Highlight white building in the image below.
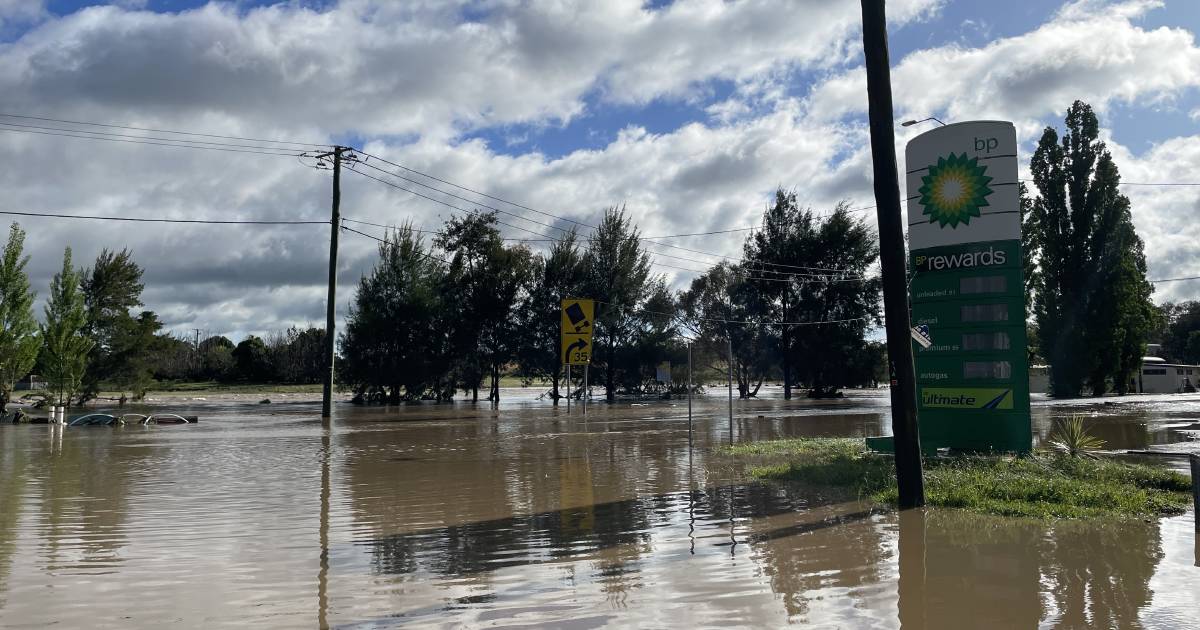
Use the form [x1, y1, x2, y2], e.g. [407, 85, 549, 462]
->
[1137, 356, 1199, 394]
[1028, 351, 1199, 395]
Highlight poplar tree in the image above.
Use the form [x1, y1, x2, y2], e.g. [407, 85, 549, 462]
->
[1027, 101, 1157, 397]
[0, 223, 40, 413]
[582, 206, 653, 402]
[40, 248, 92, 407]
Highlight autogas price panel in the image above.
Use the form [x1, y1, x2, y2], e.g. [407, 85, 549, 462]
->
[909, 240, 1031, 452]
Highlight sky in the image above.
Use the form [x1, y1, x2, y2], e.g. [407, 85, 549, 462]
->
[0, 0, 1197, 342]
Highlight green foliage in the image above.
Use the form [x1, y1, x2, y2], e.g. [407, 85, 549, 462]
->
[726, 438, 1190, 519]
[1158, 301, 1200, 364]
[198, 335, 236, 381]
[679, 262, 773, 398]
[1046, 415, 1106, 458]
[0, 223, 40, 411]
[340, 224, 451, 402]
[39, 247, 92, 406]
[582, 206, 657, 402]
[437, 212, 537, 401]
[81, 248, 160, 399]
[1026, 101, 1157, 398]
[737, 191, 882, 397]
[232, 335, 272, 381]
[517, 230, 585, 399]
[266, 327, 326, 384]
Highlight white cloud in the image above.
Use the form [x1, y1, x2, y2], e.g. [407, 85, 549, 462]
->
[0, 0, 939, 140]
[0, 0, 1196, 341]
[808, 0, 1200, 133]
[1106, 134, 1200, 303]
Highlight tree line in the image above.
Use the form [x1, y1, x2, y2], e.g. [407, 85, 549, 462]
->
[340, 197, 884, 404]
[0, 232, 328, 412]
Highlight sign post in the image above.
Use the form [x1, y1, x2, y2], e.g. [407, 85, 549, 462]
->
[561, 299, 595, 412]
[906, 121, 1031, 453]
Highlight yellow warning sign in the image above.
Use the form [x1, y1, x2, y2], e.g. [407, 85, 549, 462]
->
[561, 298, 595, 365]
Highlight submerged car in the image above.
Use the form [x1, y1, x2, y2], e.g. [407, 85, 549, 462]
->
[67, 413, 197, 426]
[123, 413, 194, 425]
[68, 413, 119, 426]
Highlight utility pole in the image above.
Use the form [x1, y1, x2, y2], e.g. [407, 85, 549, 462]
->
[687, 341, 693, 447]
[727, 335, 734, 444]
[316, 146, 350, 419]
[861, 0, 924, 508]
[192, 328, 201, 376]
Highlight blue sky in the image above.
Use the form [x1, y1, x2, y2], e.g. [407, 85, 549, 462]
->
[1, 0, 1198, 337]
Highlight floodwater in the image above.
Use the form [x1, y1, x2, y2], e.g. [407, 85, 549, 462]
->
[1, 389, 1198, 628]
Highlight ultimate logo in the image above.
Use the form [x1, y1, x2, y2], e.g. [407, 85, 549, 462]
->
[918, 153, 994, 228]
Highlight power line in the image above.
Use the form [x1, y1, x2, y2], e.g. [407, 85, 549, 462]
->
[0, 125, 304, 157]
[345, 166, 864, 282]
[353, 160, 866, 276]
[343, 217, 557, 242]
[0, 209, 326, 225]
[358, 153, 849, 271]
[358, 150, 598, 231]
[0, 112, 330, 148]
[1150, 275, 1200, 283]
[0, 120, 313, 153]
[339, 224, 452, 265]
[592, 298, 868, 327]
[1018, 177, 1200, 187]
[355, 161, 571, 236]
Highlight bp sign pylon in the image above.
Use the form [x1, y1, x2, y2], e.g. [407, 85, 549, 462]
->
[906, 121, 1031, 453]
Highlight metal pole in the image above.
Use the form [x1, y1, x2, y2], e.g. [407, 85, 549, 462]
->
[861, 0, 924, 508]
[566, 364, 571, 414]
[583, 364, 588, 417]
[1190, 453, 1199, 532]
[688, 342, 693, 447]
[728, 335, 734, 444]
[321, 146, 346, 419]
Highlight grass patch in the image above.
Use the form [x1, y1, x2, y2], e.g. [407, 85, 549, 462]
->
[130, 381, 325, 395]
[719, 438, 1192, 519]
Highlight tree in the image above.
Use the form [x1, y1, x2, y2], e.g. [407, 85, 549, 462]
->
[582, 206, 653, 402]
[232, 336, 272, 382]
[517, 230, 585, 401]
[40, 247, 92, 407]
[199, 336, 236, 381]
[436, 212, 536, 402]
[1027, 101, 1157, 397]
[81, 248, 154, 399]
[340, 225, 450, 403]
[267, 327, 326, 383]
[743, 194, 882, 397]
[0, 223, 40, 413]
[679, 263, 772, 399]
[1160, 301, 1200, 364]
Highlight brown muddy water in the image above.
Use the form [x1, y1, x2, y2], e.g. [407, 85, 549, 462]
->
[1, 389, 1198, 628]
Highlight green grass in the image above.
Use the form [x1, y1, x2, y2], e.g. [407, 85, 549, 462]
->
[719, 438, 1193, 519]
[128, 381, 325, 395]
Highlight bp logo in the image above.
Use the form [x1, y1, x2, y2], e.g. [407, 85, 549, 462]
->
[918, 153, 994, 228]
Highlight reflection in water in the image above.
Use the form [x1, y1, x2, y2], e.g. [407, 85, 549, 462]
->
[1043, 518, 1162, 628]
[317, 426, 331, 630]
[0, 426, 29, 609]
[895, 507, 1167, 629]
[0, 392, 1195, 627]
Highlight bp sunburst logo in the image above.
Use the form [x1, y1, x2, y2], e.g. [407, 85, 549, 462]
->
[918, 153, 994, 228]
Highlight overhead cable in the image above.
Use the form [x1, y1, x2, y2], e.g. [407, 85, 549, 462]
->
[0, 209, 326, 225]
[0, 112, 330, 148]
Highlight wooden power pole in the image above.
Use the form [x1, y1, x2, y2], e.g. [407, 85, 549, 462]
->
[317, 146, 349, 419]
[860, 0, 924, 508]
